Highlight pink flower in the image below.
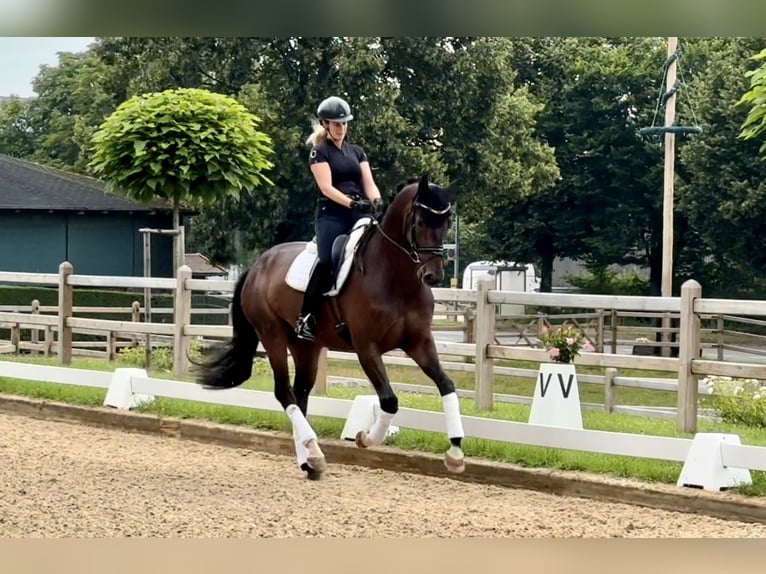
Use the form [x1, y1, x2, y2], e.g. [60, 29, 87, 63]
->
[566, 337, 575, 345]
[549, 348, 560, 359]
[541, 325, 549, 334]
[583, 342, 594, 352]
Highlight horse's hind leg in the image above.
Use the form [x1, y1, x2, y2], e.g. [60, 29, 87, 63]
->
[264, 335, 325, 480]
[403, 336, 466, 473]
[288, 340, 327, 479]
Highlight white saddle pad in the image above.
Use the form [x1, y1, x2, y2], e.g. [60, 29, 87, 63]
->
[285, 217, 373, 296]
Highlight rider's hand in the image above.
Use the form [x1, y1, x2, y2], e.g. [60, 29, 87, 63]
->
[371, 198, 384, 217]
[349, 198, 373, 213]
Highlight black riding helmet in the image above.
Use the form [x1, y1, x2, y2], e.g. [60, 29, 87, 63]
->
[317, 96, 354, 123]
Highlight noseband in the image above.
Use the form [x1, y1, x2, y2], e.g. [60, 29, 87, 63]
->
[375, 200, 451, 264]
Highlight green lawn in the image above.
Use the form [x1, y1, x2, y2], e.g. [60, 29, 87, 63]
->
[1, 353, 764, 496]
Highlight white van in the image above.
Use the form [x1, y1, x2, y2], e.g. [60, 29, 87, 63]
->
[461, 260, 540, 315]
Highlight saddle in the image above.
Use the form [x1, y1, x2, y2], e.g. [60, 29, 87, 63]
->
[285, 217, 373, 296]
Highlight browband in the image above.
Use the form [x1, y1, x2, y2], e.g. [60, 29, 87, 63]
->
[414, 201, 451, 215]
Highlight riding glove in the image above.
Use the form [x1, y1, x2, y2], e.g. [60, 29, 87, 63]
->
[349, 198, 373, 212]
[372, 198, 384, 217]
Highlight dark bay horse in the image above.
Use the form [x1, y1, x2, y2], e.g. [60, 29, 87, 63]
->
[194, 174, 466, 480]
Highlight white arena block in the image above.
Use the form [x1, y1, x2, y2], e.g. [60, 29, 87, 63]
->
[677, 433, 752, 492]
[340, 394, 399, 441]
[103, 368, 155, 410]
[528, 362, 583, 430]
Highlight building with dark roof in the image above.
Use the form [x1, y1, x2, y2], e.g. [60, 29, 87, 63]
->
[0, 154, 192, 277]
[184, 252, 228, 279]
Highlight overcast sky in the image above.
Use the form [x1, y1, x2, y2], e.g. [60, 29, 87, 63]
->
[0, 36, 96, 98]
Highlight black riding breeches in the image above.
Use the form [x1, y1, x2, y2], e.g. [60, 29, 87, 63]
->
[315, 198, 367, 264]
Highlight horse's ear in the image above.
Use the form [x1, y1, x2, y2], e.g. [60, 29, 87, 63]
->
[417, 174, 430, 197]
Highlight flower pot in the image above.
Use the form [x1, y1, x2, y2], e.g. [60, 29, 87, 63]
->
[528, 362, 583, 429]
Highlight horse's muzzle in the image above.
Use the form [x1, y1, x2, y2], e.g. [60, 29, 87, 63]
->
[422, 270, 443, 286]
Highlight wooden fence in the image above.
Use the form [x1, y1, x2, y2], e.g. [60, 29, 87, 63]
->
[4, 264, 766, 432]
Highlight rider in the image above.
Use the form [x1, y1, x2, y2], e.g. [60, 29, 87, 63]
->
[295, 95, 384, 341]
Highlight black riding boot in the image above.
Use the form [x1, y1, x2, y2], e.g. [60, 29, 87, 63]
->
[295, 262, 333, 341]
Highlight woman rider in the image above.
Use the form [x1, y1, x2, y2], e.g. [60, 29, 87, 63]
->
[295, 95, 383, 341]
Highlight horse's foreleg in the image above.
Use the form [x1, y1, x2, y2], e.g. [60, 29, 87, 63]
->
[355, 350, 397, 448]
[288, 341, 327, 478]
[404, 337, 466, 473]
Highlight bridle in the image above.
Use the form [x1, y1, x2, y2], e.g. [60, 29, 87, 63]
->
[374, 200, 451, 264]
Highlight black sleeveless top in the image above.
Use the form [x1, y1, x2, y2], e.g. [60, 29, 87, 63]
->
[309, 140, 368, 198]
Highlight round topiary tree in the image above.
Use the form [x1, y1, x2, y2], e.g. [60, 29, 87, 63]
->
[89, 87, 274, 271]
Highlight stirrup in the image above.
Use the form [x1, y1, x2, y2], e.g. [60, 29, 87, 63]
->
[295, 315, 316, 341]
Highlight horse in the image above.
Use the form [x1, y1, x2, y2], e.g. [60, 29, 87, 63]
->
[193, 174, 466, 480]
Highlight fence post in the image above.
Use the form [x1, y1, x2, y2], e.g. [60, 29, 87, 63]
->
[314, 347, 328, 395]
[716, 314, 724, 361]
[474, 278, 496, 411]
[131, 301, 141, 347]
[604, 367, 617, 413]
[678, 279, 702, 434]
[57, 261, 73, 365]
[173, 265, 193, 377]
[463, 308, 475, 344]
[30, 299, 40, 354]
[10, 323, 20, 354]
[107, 330, 117, 362]
[611, 310, 618, 353]
[596, 310, 605, 353]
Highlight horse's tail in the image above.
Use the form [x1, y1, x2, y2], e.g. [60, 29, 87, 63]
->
[193, 267, 260, 389]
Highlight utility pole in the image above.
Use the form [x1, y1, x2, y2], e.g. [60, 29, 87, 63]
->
[662, 36, 678, 301]
[661, 36, 679, 357]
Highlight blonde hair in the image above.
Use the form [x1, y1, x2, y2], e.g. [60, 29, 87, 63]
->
[305, 119, 328, 147]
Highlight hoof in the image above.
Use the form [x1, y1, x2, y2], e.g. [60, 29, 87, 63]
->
[307, 454, 327, 473]
[355, 430, 369, 448]
[300, 462, 324, 481]
[444, 446, 465, 474]
[306, 439, 327, 475]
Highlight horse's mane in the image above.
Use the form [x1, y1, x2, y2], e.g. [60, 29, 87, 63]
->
[352, 178, 415, 272]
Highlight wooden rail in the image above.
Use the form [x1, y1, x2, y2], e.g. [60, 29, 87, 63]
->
[5, 263, 766, 433]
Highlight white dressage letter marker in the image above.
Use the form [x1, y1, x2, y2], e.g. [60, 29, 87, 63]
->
[528, 362, 583, 429]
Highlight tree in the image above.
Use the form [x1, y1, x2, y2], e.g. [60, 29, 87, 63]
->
[501, 37, 669, 293]
[738, 46, 766, 153]
[677, 38, 766, 297]
[380, 37, 559, 285]
[0, 98, 35, 158]
[29, 51, 118, 172]
[88, 87, 275, 271]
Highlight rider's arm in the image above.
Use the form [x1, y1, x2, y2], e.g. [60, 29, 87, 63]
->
[360, 161, 381, 202]
[310, 162, 354, 208]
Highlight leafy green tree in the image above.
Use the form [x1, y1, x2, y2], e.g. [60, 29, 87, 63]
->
[188, 37, 448, 264]
[0, 98, 35, 158]
[499, 37, 670, 293]
[380, 37, 559, 286]
[677, 37, 766, 297]
[28, 51, 118, 172]
[738, 46, 766, 152]
[88, 87, 275, 269]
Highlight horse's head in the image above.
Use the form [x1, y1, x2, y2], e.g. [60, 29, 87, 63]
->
[384, 174, 453, 287]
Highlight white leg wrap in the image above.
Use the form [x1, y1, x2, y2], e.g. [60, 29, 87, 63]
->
[366, 409, 395, 445]
[286, 404, 317, 448]
[294, 437, 310, 467]
[442, 392, 465, 439]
